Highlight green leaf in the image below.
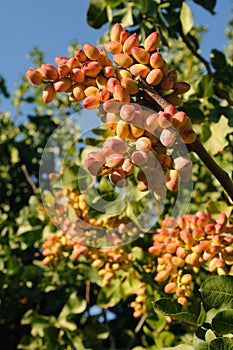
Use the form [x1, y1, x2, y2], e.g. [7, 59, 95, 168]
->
[193, 333, 209, 350]
[87, 0, 108, 28]
[153, 298, 197, 325]
[112, 7, 134, 27]
[97, 278, 123, 308]
[197, 303, 207, 325]
[62, 165, 93, 190]
[210, 49, 227, 71]
[209, 337, 233, 350]
[105, 0, 122, 7]
[161, 345, 193, 350]
[199, 275, 233, 309]
[193, 0, 216, 14]
[204, 115, 233, 155]
[196, 74, 214, 99]
[212, 310, 233, 335]
[180, 2, 194, 35]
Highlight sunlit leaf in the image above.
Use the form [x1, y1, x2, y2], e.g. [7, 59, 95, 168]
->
[180, 2, 194, 35]
[204, 115, 233, 155]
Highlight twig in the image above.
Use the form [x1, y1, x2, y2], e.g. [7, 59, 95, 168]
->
[21, 164, 38, 194]
[137, 79, 233, 201]
[126, 313, 147, 349]
[188, 139, 233, 202]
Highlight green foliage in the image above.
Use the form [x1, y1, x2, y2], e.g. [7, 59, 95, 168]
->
[154, 276, 233, 349]
[0, 1, 233, 349]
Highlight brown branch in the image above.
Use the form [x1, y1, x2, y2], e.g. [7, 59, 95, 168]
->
[21, 164, 38, 194]
[188, 139, 233, 202]
[137, 80, 233, 201]
[179, 29, 233, 106]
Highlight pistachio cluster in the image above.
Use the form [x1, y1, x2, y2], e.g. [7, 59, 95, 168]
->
[148, 211, 233, 307]
[26, 23, 190, 110]
[85, 103, 194, 195]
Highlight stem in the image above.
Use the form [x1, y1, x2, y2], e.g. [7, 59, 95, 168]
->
[21, 164, 38, 194]
[137, 79, 233, 201]
[188, 138, 233, 201]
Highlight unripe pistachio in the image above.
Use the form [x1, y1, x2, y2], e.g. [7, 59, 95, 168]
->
[120, 104, 136, 121]
[185, 252, 200, 265]
[144, 32, 160, 52]
[104, 41, 123, 54]
[105, 153, 125, 168]
[109, 168, 126, 188]
[146, 68, 163, 86]
[145, 113, 159, 133]
[110, 23, 123, 41]
[157, 154, 172, 168]
[81, 61, 102, 77]
[74, 49, 87, 62]
[96, 75, 108, 89]
[180, 129, 196, 144]
[72, 84, 85, 100]
[116, 68, 132, 80]
[92, 259, 105, 268]
[113, 85, 130, 102]
[136, 137, 152, 151]
[83, 43, 100, 61]
[192, 228, 205, 240]
[171, 111, 187, 129]
[116, 119, 130, 138]
[97, 87, 110, 102]
[54, 77, 72, 92]
[120, 78, 139, 95]
[82, 95, 100, 109]
[164, 104, 178, 117]
[26, 69, 43, 85]
[155, 270, 169, 282]
[176, 246, 187, 259]
[158, 111, 172, 128]
[165, 93, 183, 107]
[113, 53, 134, 68]
[160, 76, 174, 91]
[171, 256, 185, 267]
[70, 68, 85, 83]
[84, 86, 99, 97]
[178, 297, 188, 308]
[208, 257, 225, 272]
[130, 124, 145, 138]
[82, 77, 97, 89]
[150, 52, 164, 69]
[130, 64, 151, 79]
[216, 212, 227, 226]
[121, 158, 134, 174]
[160, 128, 176, 147]
[54, 55, 69, 66]
[164, 282, 177, 294]
[173, 82, 190, 94]
[38, 63, 59, 81]
[66, 57, 81, 69]
[106, 112, 120, 131]
[131, 47, 150, 64]
[123, 33, 140, 54]
[166, 169, 179, 191]
[58, 64, 71, 77]
[98, 48, 109, 66]
[173, 156, 192, 171]
[84, 151, 105, 175]
[119, 29, 131, 44]
[42, 84, 56, 103]
[107, 77, 121, 93]
[103, 65, 115, 78]
[181, 274, 193, 285]
[137, 180, 148, 191]
[131, 150, 149, 165]
[167, 69, 178, 82]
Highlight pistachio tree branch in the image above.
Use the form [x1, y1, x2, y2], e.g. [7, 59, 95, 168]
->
[137, 79, 233, 201]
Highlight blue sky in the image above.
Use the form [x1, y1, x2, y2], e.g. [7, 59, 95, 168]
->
[0, 0, 232, 113]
